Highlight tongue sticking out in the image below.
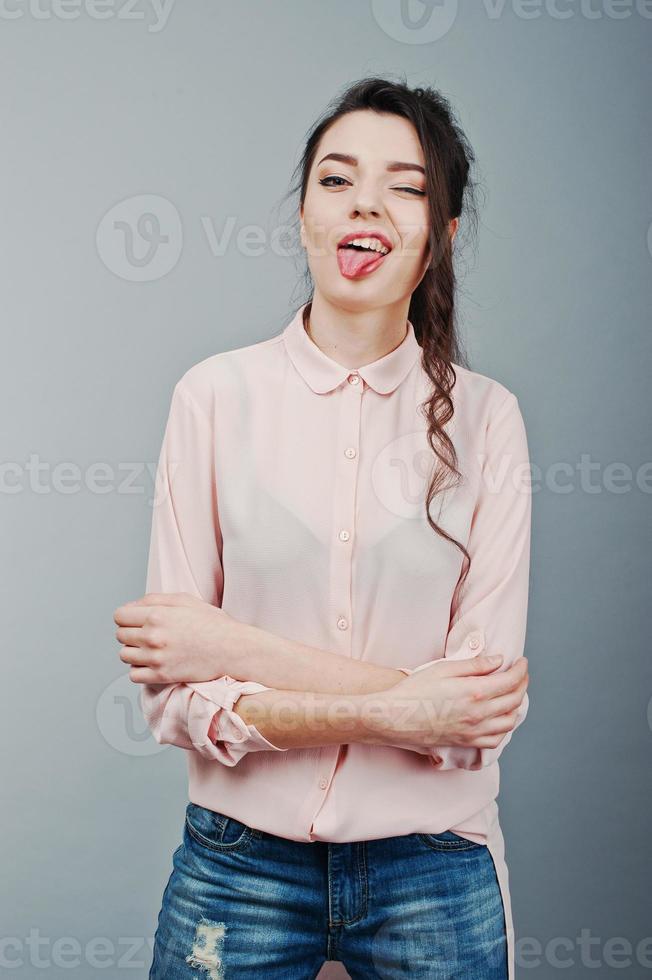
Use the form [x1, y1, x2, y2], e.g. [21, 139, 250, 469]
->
[337, 245, 388, 279]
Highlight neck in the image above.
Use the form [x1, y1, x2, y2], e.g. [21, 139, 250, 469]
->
[304, 293, 410, 370]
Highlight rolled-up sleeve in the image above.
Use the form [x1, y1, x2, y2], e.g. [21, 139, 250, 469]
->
[139, 379, 289, 765]
[393, 392, 532, 770]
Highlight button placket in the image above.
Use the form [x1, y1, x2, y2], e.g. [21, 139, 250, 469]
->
[312, 376, 363, 802]
[329, 375, 363, 647]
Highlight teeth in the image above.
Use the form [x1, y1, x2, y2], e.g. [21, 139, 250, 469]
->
[343, 237, 390, 255]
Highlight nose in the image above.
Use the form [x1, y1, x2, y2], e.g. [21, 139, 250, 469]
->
[350, 201, 380, 219]
[349, 179, 384, 220]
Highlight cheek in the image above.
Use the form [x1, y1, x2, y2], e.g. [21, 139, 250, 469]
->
[396, 214, 430, 263]
[301, 188, 336, 248]
[302, 206, 332, 254]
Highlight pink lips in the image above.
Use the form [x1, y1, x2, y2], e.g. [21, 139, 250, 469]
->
[336, 231, 392, 280]
[337, 230, 394, 251]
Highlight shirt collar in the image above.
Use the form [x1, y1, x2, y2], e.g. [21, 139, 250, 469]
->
[282, 302, 421, 395]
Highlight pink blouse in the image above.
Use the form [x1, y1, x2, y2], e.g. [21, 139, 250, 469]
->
[140, 302, 531, 979]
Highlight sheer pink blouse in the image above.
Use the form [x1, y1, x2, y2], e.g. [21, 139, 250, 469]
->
[140, 302, 532, 979]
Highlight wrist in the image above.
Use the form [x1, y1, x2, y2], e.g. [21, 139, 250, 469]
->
[358, 685, 443, 751]
[356, 689, 403, 747]
[214, 618, 264, 680]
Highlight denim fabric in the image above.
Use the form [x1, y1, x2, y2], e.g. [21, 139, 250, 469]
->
[149, 802, 508, 979]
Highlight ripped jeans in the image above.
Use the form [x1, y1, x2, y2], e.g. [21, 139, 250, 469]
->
[148, 801, 508, 979]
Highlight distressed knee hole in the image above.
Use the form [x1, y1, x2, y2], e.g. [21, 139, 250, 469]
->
[185, 917, 226, 979]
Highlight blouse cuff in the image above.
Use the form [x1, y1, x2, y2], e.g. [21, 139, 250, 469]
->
[205, 676, 290, 765]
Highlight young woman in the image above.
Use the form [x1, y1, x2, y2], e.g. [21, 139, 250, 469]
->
[116, 76, 531, 979]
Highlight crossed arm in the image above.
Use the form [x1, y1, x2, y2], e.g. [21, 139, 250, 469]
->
[223, 641, 408, 752]
[127, 380, 531, 769]
[225, 626, 521, 755]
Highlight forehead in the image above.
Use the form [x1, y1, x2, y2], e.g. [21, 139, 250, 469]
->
[316, 110, 424, 167]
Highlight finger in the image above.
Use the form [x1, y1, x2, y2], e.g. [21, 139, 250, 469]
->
[114, 604, 150, 627]
[463, 729, 510, 748]
[473, 711, 520, 737]
[115, 626, 146, 647]
[119, 645, 152, 667]
[470, 657, 528, 699]
[128, 666, 161, 684]
[479, 689, 526, 720]
[442, 654, 505, 676]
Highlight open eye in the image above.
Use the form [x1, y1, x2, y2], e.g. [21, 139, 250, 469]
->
[318, 175, 350, 188]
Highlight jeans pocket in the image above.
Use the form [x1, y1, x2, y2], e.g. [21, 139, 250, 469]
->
[185, 802, 260, 854]
[417, 829, 486, 851]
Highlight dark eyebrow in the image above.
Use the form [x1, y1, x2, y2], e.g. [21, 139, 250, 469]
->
[317, 152, 425, 176]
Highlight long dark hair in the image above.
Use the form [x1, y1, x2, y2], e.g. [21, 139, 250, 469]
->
[280, 74, 483, 591]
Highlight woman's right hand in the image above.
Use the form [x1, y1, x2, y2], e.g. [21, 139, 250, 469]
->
[366, 655, 529, 753]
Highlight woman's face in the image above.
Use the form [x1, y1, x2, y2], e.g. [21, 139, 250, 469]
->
[300, 109, 436, 312]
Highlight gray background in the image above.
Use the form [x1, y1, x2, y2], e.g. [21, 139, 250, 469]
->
[2, 2, 651, 977]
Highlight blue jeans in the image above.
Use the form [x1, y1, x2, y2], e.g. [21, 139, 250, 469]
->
[149, 801, 508, 979]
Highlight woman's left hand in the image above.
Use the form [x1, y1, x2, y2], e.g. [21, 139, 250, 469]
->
[114, 592, 246, 685]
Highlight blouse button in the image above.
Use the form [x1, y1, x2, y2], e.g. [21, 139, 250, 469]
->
[337, 617, 349, 631]
[347, 373, 360, 385]
[338, 529, 350, 542]
[468, 636, 481, 651]
[318, 777, 328, 789]
[344, 447, 357, 459]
